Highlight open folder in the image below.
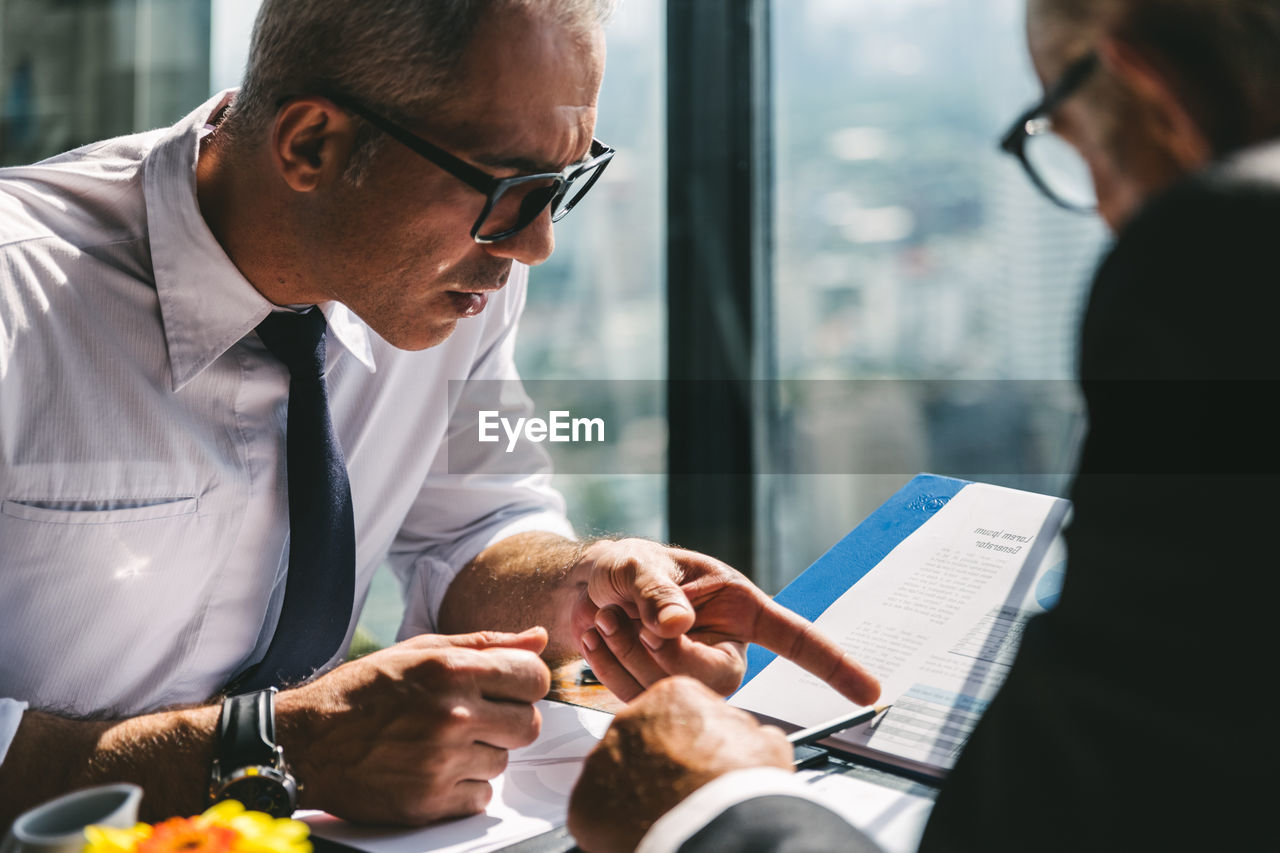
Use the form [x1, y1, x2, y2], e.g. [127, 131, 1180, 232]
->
[732, 473, 1071, 783]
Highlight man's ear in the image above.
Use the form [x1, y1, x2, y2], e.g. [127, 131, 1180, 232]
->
[1097, 35, 1212, 171]
[270, 98, 358, 192]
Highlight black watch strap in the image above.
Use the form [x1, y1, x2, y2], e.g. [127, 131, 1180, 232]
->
[218, 687, 279, 770]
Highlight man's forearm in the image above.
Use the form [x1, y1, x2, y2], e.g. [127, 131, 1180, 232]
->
[438, 531, 593, 663]
[0, 704, 219, 831]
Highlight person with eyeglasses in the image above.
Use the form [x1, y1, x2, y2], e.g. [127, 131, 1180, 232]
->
[0, 0, 882, 832]
[567, 1, 1280, 851]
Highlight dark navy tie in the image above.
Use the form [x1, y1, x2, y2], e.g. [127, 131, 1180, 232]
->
[233, 307, 356, 691]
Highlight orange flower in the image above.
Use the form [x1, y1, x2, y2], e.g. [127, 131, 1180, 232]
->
[136, 817, 239, 853]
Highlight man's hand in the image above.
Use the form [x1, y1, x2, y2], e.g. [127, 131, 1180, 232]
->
[567, 676, 793, 853]
[277, 627, 551, 825]
[569, 539, 881, 704]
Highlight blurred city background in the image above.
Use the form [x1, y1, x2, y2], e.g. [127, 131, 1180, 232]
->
[0, 0, 1108, 646]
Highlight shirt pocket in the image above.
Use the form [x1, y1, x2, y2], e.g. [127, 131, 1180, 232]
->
[0, 493, 216, 714]
[1, 497, 199, 524]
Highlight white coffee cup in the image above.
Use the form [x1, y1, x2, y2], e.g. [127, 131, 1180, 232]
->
[1, 784, 142, 853]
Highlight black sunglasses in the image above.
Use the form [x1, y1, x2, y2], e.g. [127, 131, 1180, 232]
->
[325, 93, 615, 244]
[999, 52, 1099, 212]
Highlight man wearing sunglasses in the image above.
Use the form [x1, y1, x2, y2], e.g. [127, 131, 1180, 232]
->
[568, 1, 1280, 850]
[0, 0, 880, 832]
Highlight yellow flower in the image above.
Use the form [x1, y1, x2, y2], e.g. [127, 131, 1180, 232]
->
[200, 801, 311, 853]
[84, 824, 151, 853]
[84, 801, 310, 853]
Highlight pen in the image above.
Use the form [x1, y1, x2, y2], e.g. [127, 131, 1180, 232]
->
[786, 704, 892, 746]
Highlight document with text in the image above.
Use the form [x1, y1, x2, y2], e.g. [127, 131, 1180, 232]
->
[733, 478, 1071, 781]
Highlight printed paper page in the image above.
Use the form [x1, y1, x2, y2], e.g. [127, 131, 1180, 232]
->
[798, 768, 936, 853]
[732, 482, 1069, 774]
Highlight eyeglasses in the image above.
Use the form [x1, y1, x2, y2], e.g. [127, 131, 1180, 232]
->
[327, 94, 615, 244]
[999, 52, 1099, 213]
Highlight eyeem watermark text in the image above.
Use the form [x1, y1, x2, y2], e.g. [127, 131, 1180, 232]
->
[478, 410, 606, 453]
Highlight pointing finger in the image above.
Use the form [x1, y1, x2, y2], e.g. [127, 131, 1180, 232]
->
[752, 601, 881, 706]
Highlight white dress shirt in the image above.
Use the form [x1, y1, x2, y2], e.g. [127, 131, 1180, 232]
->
[0, 93, 573, 751]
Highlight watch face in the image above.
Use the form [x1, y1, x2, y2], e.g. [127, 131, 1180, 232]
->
[220, 775, 295, 817]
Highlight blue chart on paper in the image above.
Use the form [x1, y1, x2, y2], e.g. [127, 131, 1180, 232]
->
[1035, 560, 1067, 610]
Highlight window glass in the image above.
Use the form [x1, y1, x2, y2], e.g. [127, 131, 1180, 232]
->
[1, 0, 210, 166]
[765, 0, 1107, 591]
[515, 0, 667, 546]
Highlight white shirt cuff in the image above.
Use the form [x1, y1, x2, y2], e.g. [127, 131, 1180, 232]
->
[636, 767, 825, 853]
[0, 698, 29, 765]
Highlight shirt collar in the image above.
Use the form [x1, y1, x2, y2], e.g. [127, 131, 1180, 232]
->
[144, 91, 377, 392]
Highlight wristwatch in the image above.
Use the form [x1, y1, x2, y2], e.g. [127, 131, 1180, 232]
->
[208, 687, 299, 817]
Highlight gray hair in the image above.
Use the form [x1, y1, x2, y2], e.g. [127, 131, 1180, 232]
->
[1030, 0, 1280, 155]
[225, 0, 617, 183]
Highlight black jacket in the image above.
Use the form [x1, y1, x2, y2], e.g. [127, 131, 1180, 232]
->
[680, 143, 1280, 853]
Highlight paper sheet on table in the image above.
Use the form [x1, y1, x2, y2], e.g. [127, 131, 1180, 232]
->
[799, 769, 936, 853]
[302, 700, 613, 853]
[733, 482, 1069, 775]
